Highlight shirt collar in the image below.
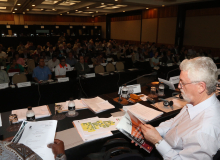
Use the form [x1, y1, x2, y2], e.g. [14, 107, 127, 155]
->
[59, 64, 67, 68]
[186, 94, 216, 120]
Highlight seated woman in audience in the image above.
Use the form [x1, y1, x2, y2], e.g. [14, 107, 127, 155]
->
[151, 52, 160, 67]
[6, 58, 25, 73]
[14, 53, 25, 66]
[0, 137, 66, 160]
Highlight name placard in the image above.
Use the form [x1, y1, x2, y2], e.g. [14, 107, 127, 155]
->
[118, 84, 141, 94]
[71, 67, 74, 71]
[88, 65, 93, 68]
[101, 63, 107, 66]
[145, 58, 149, 62]
[126, 55, 132, 58]
[17, 82, 31, 88]
[1, 66, 4, 69]
[107, 58, 112, 61]
[0, 83, 8, 89]
[169, 76, 180, 84]
[58, 77, 69, 82]
[167, 63, 173, 67]
[8, 72, 19, 77]
[112, 62, 116, 65]
[85, 73, 95, 78]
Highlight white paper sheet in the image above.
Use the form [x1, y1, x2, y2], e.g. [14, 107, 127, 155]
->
[19, 120, 57, 160]
[0, 113, 2, 127]
[158, 78, 175, 90]
[12, 105, 51, 122]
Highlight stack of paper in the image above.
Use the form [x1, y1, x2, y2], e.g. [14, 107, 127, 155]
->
[123, 103, 163, 123]
[55, 99, 88, 112]
[81, 97, 115, 113]
[73, 117, 121, 142]
[12, 105, 51, 122]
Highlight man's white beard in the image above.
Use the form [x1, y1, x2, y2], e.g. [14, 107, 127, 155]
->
[180, 89, 191, 103]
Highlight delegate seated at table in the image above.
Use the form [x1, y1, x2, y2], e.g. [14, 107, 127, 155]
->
[6, 58, 25, 73]
[48, 55, 60, 71]
[66, 52, 77, 67]
[0, 137, 66, 160]
[14, 53, 25, 66]
[0, 66, 9, 84]
[75, 56, 90, 76]
[138, 57, 220, 160]
[151, 52, 160, 67]
[33, 58, 52, 83]
[55, 57, 71, 78]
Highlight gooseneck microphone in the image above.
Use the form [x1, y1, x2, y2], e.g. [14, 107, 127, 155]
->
[166, 68, 180, 80]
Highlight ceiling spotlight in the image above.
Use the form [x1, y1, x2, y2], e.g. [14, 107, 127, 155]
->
[32, 5, 35, 6]
[96, 11, 98, 13]
[115, 0, 118, 1]
[67, 12, 69, 14]
[146, 8, 149, 9]
[101, 3, 104, 5]
[12, 12, 15, 13]
[162, 5, 165, 7]
[92, 15, 94, 17]
[14, 8, 17, 10]
[86, 7, 89, 9]
[60, 14, 62, 15]
[52, 8, 55, 10]
[123, 11, 125, 12]
[75, 10, 78, 11]
[26, 9, 29, 11]
[23, 12, 25, 14]
[17, 4, 21, 6]
[41, 9, 44, 10]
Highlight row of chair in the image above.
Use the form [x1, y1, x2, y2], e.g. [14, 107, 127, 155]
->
[94, 62, 124, 73]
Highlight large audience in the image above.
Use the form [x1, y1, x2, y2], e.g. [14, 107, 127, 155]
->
[0, 36, 216, 84]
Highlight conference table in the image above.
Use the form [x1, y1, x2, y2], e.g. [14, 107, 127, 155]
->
[0, 86, 181, 160]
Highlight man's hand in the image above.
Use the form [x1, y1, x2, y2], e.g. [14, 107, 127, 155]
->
[141, 124, 162, 144]
[48, 139, 65, 158]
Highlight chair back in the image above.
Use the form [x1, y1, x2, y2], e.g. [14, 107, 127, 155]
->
[106, 63, 115, 72]
[27, 59, 35, 73]
[116, 62, 124, 71]
[95, 65, 104, 73]
[12, 73, 27, 84]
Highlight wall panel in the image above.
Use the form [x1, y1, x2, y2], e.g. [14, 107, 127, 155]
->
[141, 18, 157, 43]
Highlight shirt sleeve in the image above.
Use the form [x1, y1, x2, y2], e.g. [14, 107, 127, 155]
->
[156, 132, 220, 160]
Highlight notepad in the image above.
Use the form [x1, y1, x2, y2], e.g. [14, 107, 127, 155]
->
[12, 105, 51, 122]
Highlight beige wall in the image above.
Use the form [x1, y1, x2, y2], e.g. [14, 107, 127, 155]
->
[184, 15, 220, 48]
[141, 18, 157, 43]
[157, 17, 177, 45]
[111, 20, 141, 41]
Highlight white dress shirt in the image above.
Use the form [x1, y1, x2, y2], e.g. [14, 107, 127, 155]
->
[48, 59, 60, 71]
[156, 94, 220, 159]
[55, 64, 71, 76]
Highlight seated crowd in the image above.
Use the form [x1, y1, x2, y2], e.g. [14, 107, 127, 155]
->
[0, 37, 216, 84]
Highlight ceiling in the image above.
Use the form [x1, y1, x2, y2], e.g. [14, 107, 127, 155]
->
[0, 0, 212, 16]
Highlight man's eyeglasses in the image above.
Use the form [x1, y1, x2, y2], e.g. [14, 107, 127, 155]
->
[178, 81, 200, 88]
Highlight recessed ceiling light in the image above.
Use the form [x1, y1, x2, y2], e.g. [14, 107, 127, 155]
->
[52, 8, 55, 10]
[115, 0, 118, 1]
[146, 8, 149, 9]
[0, 7, 6, 9]
[12, 12, 15, 13]
[96, 11, 98, 13]
[112, 6, 119, 8]
[32, 5, 35, 6]
[23, 12, 25, 14]
[123, 11, 125, 12]
[26, 9, 29, 11]
[41, 8, 44, 10]
[14, 8, 17, 10]
[78, 11, 82, 13]
[67, 12, 69, 14]
[92, 15, 94, 17]
[86, 7, 89, 9]
[75, 10, 78, 11]
[60, 14, 62, 15]
[107, 4, 114, 5]
[101, 3, 104, 5]
[162, 5, 165, 7]
[17, 4, 21, 6]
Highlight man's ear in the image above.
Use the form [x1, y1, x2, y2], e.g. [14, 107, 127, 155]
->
[197, 81, 206, 94]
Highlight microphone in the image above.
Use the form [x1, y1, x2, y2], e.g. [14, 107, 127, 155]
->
[122, 72, 157, 86]
[166, 68, 180, 80]
[158, 98, 174, 109]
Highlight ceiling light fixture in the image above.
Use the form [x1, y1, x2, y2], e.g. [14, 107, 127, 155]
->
[23, 12, 25, 14]
[92, 15, 94, 17]
[32, 5, 35, 6]
[86, 7, 89, 9]
[162, 5, 165, 7]
[67, 12, 69, 14]
[123, 11, 125, 12]
[26, 9, 29, 11]
[17, 4, 21, 6]
[115, 0, 118, 1]
[146, 8, 149, 9]
[41, 8, 44, 10]
[60, 14, 62, 15]
[12, 12, 15, 13]
[101, 3, 104, 5]
[75, 10, 78, 11]
[96, 11, 98, 13]
[14, 8, 17, 10]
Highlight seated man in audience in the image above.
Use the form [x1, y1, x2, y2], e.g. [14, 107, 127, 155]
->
[94, 53, 105, 66]
[138, 57, 220, 159]
[66, 52, 77, 67]
[46, 46, 56, 59]
[7, 47, 18, 58]
[1, 137, 66, 160]
[20, 48, 31, 59]
[55, 57, 71, 78]
[14, 53, 25, 66]
[151, 52, 160, 67]
[48, 55, 60, 71]
[75, 56, 90, 76]
[33, 58, 51, 83]
[0, 65, 9, 84]
[6, 58, 25, 73]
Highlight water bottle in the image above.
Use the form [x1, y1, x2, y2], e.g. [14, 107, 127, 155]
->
[26, 106, 35, 121]
[158, 83, 165, 96]
[121, 85, 128, 99]
[68, 98, 75, 116]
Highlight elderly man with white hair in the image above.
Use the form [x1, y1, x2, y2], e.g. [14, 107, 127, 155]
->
[138, 57, 220, 159]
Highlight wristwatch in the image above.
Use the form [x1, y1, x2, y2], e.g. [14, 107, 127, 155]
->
[155, 139, 163, 147]
[56, 153, 66, 160]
